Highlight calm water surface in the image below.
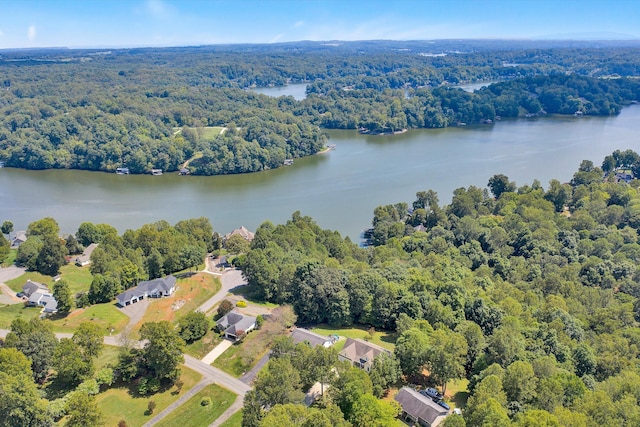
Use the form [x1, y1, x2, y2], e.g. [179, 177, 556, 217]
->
[1, 106, 639, 241]
[251, 83, 308, 100]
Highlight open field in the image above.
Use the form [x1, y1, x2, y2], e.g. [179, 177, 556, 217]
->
[4, 263, 92, 295]
[96, 366, 202, 427]
[173, 126, 225, 139]
[51, 303, 129, 335]
[310, 325, 397, 351]
[155, 384, 236, 427]
[0, 303, 41, 328]
[213, 329, 268, 377]
[134, 273, 220, 330]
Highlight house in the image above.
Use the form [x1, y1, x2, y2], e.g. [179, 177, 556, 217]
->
[116, 275, 177, 307]
[338, 338, 391, 372]
[22, 280, 49, 297]
[74, 243, 98, 266]
[216, 310, 257, 341]
[615, 171, 634, 183]
[27, 290, 58, 313]
[223, 226, 255, 243]
[10, 230, 27, 248]
[395, 387, 449, 427]
[290, 328, 337, 348]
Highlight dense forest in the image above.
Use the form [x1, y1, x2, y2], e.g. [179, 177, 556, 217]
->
[1, 40, 640, 174]
[236, 150, 640, 426]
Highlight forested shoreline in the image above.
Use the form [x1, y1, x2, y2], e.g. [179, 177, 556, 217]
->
[1, 40, 640, 174]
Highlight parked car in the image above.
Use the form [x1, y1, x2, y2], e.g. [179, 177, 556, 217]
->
[16, 292, 24, 298]
[421, 387, 443, 401]
[437, 400, 450, 410]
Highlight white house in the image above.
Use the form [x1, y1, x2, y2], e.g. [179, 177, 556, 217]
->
[116, 275, 177, 307]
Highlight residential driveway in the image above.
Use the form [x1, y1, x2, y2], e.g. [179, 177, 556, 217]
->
[196, 268, 247, 314]
[201, 338, 234, 364]
[118, 297, 151, 327]
[0, 265, 26, 305]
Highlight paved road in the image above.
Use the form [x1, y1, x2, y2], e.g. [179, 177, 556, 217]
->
[0, 265, 26, 304]
[196, 268, 247, 314]
[0, 265, 26, 283]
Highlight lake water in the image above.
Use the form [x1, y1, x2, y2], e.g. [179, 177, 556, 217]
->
[1, 106, 640, 241]
[251, 83, 308, 100]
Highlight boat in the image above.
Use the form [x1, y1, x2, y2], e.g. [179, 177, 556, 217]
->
[116, 167, 129, 175]
[328, 144, 336, 150]
[0, 161, 4, 168]
[284, 159, 294, 166]
[151, 169, 163, 176]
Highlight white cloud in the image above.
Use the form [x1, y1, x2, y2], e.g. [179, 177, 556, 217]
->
[270, 33, 284, 43]
[146, 0, 169, 17]
[0, 29, 4, 36]
[27, 25, 36, 41]
[294, 20, 304, 28]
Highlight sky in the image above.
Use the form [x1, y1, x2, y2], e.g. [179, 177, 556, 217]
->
[0, 0, 638, 49]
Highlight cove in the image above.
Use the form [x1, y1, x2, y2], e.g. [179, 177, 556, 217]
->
[1, 105, 639, 241]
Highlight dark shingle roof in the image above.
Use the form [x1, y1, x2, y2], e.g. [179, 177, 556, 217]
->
[290, 328, 332, 348]
[395, 387, 448, 426]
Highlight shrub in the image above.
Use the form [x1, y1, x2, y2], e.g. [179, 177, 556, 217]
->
[201, 397, 212, 406]
[236, 300, 247, 308]
[217, 299, 234, 318]
[118, 420, 128, 427]
[146, 400, 156, 415]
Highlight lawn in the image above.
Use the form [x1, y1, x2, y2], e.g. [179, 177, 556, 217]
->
[96, 366, 202, 427]
[218, 409, 242, 427]
[213, 329, 268, 377]
[95, 345, 120, 371]
[173, 126, 224, 140]
[4, 263, 92, 295]
[155, 384, 236, 427]
[228, 284, 278, 308]
[310, 325, 397, 351]
[447, 378, 470, 409]
[0, 303, 41, 328]
[1, 249, 17, 267]
[134, 273, 220, 331]
[184, 328, 223, 359]
[50, 303, 129, 335]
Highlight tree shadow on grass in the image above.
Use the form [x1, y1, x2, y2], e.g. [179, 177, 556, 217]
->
[452, 391, 470, 408]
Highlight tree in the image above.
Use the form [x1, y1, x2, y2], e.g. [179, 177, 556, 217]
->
[217, 299, 235, 319]
[369, 352, 402, 398]
[178, 244, 205, 272]
[88, 274, 122, 303]
[27, 217, 60, 238]
[34, 233, 67, 275]
[65, 234, 83, 255]
[0, 349, 53, 427]
[395, 327, 429, 378]
[178, 311, 210, 343]
[425, 329, 468, 395]
[349, 393, 401, 427]
[330, 363, 373, 420]
[503, 361, 537, 406]
[488, 174, 516, 199]
[226, 234, 251, 254]
[1, 220, 13, 235]
[139, 321, 185, 382]
[4, 318, 58, 383]
[65, 392, 102, 427]
[53, 339, 94, 386]
[146, 248, 165, 279]
[72, 322, 104, 359]
[53, 279, 73, 315]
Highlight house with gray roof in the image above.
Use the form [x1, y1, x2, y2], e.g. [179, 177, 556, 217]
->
[223, 226, 255, 243]
[216, 310, 257, 341]
[116, 275, 177, 307]
[10, 231, 27, 248]
[22, 280, 49, 297]
[75, 243, 98, 266]
[338, 338, 391, 372]
[290, 328, 337, 348]
[395, 387, 449, 427]
[27, 290, 58, 313]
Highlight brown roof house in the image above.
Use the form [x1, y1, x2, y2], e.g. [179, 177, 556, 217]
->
[223, 226, 255, 243]
[395, 387, 449, 427]
[216, 310, 257, 341]
[338, 338, 391, 372]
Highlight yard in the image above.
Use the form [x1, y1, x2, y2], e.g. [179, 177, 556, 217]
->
[310, 325, 397, 351]
[134, 273, 220, 331]
[95, 366, 202, 427]
[0, 303, 41, 328]
[4, 263, 92, 295]
[1, 249, 17, 267]
[183, 328, 223, 359]
[50, 303, 129, 335]
[155, 384, 237, 427]
[218, 410, 243, 427]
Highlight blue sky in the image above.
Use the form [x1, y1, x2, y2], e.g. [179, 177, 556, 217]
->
[0, 0, 638, 49]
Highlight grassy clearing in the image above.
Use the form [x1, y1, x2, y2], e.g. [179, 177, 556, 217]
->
[1, 249, 17, 267]
[4, 263, 92, 295]
[51, 303, 129, 335]
[218, 409, 243, 427]
[447, 378, 470, 408]
[155, 384, 236, 427]
[96, 345, 120, 371]
[173, 126, 224, 139]
[96, 366, 202, 427]
[0, 303, 41, 328]
[311, 325, 397, 351]
[184, 328, 223, 359]
[212, 341, 248, 377]
[134, 273, 220, 331]
[228, 284, 278, 308]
